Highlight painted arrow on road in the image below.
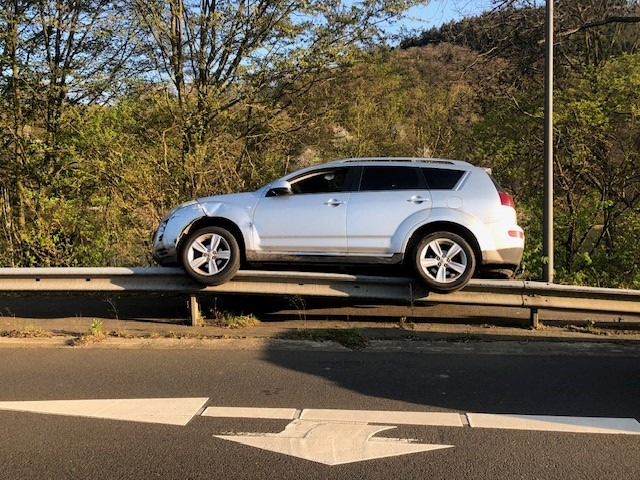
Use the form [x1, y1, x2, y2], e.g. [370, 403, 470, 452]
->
[216, 419, 452, 466]
[1, 399, 639, 465]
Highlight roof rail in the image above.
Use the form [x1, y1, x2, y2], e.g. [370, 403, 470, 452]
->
[338, 157, 459, 165]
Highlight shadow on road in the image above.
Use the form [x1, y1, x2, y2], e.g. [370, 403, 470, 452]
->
[260, 338, 640, 419]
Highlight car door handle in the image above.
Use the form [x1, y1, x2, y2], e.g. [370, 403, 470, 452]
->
[324, 199, 346, 207]
[407, 195, 429, 204]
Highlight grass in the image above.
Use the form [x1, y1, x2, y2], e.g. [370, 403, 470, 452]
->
[88, 319, 104, 336]
[566, 320, 607, 335]
[287, 295, 308, 323]
[398, 316, 415, 331]
[0, 323, 51, 338]
[287, 328, 369, 350]
[69, 319, 108, 346]
[532, 321, 547, 331]
[210, 310, 261, 329]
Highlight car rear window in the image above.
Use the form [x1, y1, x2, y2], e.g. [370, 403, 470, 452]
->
[421, 168, 464, 190]
[359, 166, 424, 191]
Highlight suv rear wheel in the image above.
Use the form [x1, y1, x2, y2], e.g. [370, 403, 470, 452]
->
[413, 231, 476, 293]
[180, 226, 240, 285]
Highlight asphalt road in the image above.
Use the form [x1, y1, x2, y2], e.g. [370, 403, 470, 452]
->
[1, 343, 639, 479]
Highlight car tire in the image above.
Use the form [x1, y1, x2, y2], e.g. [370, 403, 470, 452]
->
[180, 226, 241, 286]
[413, 231, 476, 293]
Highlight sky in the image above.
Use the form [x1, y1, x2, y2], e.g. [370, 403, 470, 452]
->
[398, 0, 495, 32]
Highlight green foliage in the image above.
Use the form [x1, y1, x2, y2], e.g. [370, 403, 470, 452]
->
[211, 311, 261, 329]
[88, 319, 104, 337]
[550, 54, 640, 287]
[297, 45, 502, 162]
[0, 1, 639, 290]
[69, 318, 108, 346]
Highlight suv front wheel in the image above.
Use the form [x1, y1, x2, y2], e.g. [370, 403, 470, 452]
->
[413, 231, 476, 293]
[180, 226, 241, 285]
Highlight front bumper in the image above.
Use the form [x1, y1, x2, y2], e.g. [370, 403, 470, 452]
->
[152, 202, 206, 266]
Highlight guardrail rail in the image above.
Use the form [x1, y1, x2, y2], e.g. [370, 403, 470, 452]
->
[1, 267, 639, 327]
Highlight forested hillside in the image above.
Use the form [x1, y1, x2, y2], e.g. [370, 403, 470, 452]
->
[1, 1, 639, 288]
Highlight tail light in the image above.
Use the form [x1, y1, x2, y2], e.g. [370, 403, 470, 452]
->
[499, 191, 516, 209]
[488, 174, 516, 209]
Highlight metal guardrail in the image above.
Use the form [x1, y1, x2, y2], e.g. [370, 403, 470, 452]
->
[1, 267, 639, 327]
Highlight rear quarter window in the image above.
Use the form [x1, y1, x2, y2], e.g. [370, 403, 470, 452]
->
[359, 166, 425, 191]
[421, 168, 464, 190]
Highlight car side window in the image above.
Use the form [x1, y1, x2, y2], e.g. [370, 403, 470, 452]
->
[290, 168, 348, 194]
[421, 168, 464, 190]
[359, 166, 424, 191]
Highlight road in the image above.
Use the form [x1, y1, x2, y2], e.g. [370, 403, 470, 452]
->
[1, 343, 639, 479]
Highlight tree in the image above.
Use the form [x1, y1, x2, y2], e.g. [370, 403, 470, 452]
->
[294, 44, 508, 164]
[553, 53, 640, 286]
[403, 1, 640, 72]
[133, 0, 421, 194]
[0, 0, 141, 266]
[0, 1, 29, 264]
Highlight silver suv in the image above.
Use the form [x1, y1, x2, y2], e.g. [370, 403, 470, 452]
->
[152, 158, 524, 293]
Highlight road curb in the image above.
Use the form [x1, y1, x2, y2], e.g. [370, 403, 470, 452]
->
[1, 331, 639, 356]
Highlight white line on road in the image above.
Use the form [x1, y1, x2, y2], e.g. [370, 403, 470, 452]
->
[467, 413, 640, 435]
[0, 398, 209, 426]
[203, 406, 640, 435]
[202, 407, 464, 426]
[2, 399, 639, 436]
[202, 407, 298, 420]
[300, 409, 464, 427]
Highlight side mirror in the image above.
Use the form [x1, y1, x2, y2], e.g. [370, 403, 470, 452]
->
[267, 179, 292, 197]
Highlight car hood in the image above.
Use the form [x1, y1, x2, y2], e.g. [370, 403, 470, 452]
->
[196, 190, 264, 215]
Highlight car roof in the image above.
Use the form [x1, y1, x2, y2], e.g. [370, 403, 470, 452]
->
[325, 157, 474, 168]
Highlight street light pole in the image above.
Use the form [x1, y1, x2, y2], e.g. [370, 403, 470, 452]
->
[543, 0, 554, 283]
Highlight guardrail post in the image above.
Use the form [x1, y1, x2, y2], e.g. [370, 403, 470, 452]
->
[189, 295, 202, 327]
[530, 308, 540, 329]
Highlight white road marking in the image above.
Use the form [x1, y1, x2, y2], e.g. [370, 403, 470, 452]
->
[202, 407, 463, 426]
[2, 398, 638, 466]
[210, 408, 640, 464]
[467, 413, 640, 435]
[300, 409, 463, 426]
[202, 407, 298, 420]
[0, 398, 209, 426]
[216, 419, 452, 466]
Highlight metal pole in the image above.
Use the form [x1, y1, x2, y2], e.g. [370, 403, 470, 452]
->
[543, 0, 554, 283]
[189, 295, 202, 326]
[530, 308, 540, 330]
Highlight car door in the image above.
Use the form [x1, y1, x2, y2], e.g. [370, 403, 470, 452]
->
[346, 165, 432, 254]
[252, 167, 351, 253]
